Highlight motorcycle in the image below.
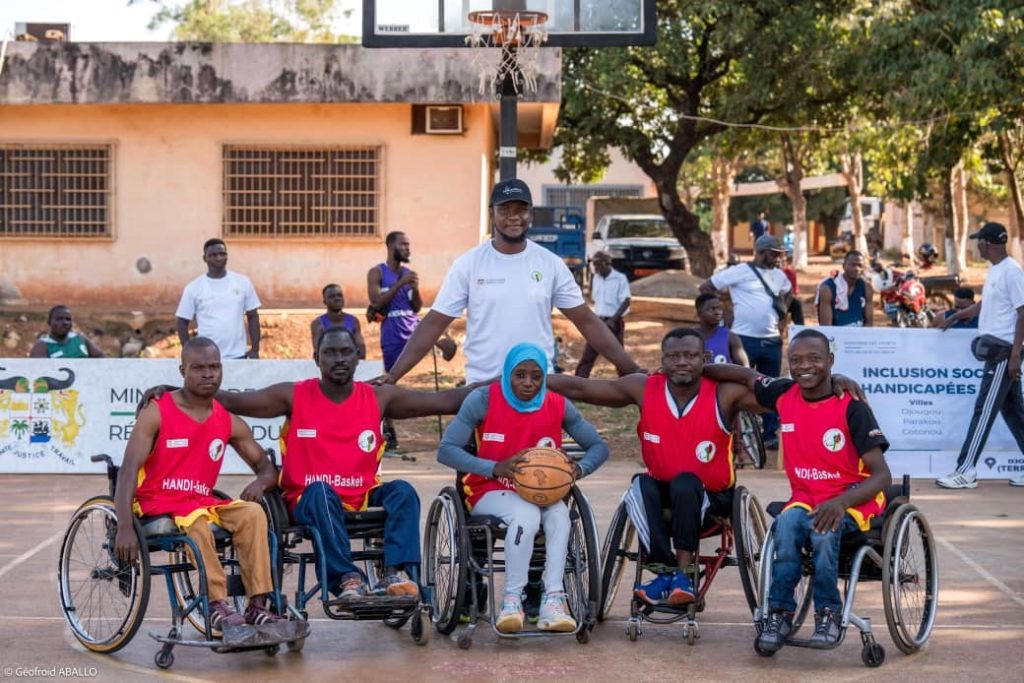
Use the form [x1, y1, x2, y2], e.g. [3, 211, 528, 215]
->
[870, 262, 934, 328]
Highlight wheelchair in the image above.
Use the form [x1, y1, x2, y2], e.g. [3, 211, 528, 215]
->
[753, 475, 939, 667]
[57, 455, 305, 670]
[422, 478, 601, 649]
[733, 411, 767, 470]
[599, 480, 768, 645]
[260, 486, 430, 645]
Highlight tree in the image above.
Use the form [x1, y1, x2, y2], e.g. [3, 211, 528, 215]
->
[554, 1, 857, 276]
[131, 0, 356, 43]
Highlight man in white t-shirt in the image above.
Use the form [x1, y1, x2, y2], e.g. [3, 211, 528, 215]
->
[936, 222, 1024, 489]
[699, 234, 793, 448]
[382, 179, 640, 385]
[575, 251, 632, 378]
[176, 239, 262, 359]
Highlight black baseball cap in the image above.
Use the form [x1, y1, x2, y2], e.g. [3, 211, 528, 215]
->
[489, 179, 533, 206]
[969, 222, 1008, 244]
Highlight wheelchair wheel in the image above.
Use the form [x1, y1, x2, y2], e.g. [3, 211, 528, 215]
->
[598, 500, 636, 622]
[58, 495, 150, 653]
[756, 522, 811, 633]
[733, 412, 766, 469]
[882, 504, 938, 654]
[423, 488, 467, 635]
[564, 485, 601, 629]
[732, 486, 767, 613]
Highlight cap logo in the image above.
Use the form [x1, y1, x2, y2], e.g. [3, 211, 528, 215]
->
[503, 186, 523, 195]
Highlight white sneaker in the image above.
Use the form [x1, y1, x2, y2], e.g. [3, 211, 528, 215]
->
[537, 591, 577, 632]
[935, 471, 977, 489]
[495, 593, 524, 634]
[1009, 474, 1024, 487]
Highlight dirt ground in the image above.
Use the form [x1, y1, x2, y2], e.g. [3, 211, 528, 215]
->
[0, 256, 991, 460]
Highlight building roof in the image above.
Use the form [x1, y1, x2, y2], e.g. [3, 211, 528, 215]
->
[0, 41, 561, 106]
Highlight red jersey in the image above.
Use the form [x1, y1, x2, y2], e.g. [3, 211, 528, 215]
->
[637, 375, 734, 492]
[463, 385, 565, 509]
[133, 393, 235, 528]
[776, 386, 885, 530]
[279, 379, 384, 512]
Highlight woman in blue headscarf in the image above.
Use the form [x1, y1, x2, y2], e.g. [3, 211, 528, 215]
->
[437, 342, 609, 635]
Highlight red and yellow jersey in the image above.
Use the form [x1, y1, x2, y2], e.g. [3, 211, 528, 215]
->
[776, 385, 885, 531]
[463, 385, 565, 509]
[133, 393, 236, 528]
[637, 374, 735, 492]
[279, 379, 384, 512]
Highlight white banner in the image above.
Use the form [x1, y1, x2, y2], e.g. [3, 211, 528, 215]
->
[0, 359, 382, 474]
[795, 326, 1024, 479]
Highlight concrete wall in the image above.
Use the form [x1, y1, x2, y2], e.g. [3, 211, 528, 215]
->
[0, 102, 494, 307]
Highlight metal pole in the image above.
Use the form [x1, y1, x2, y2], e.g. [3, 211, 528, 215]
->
[498, 57, 519, 180]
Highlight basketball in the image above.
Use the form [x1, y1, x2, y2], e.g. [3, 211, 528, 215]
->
[512, 447, 576, 507]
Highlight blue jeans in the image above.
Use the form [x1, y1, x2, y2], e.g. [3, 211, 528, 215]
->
[292, 480, 421, 594]
[738, 335, 782, 440]
[768, 506, 859, 614]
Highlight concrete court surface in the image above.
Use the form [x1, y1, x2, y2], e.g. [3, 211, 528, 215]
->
[0, 458, 1021, 683]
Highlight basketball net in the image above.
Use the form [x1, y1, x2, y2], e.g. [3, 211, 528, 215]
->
[466, 10, 548, 96]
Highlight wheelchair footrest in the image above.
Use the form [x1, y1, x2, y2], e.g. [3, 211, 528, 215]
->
[782, 634, 846, 651]
[323, 595, 419, 620]
[148, 621, 308, 649]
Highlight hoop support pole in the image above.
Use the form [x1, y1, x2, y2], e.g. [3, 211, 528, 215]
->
[498, 60, 519, 180]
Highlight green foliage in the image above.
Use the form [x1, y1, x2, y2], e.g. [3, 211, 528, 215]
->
[131, 0, 356, 43]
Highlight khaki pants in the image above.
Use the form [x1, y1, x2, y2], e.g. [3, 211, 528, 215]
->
[184, 501, 273, 602]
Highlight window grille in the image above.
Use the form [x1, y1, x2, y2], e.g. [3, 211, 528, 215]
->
[543, 184, 642, 210]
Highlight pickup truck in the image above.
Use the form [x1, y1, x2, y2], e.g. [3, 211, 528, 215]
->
[528, 206, 587, 286]
[588, 213, 689, 281]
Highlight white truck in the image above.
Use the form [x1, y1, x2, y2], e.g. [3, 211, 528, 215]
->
[587, 213, 689, 281]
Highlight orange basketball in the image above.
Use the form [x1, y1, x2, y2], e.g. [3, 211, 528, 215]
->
[513, 448, 575, 507]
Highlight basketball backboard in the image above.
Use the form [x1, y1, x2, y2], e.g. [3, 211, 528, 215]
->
[362, 0, 656, 48]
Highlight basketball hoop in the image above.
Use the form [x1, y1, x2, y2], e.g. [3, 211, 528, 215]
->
[466, 9, 548, 96]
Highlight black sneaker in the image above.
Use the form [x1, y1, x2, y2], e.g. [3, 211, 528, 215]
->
[810, 608, 840, 647]
[756, 609, 794, 653]
[523, 579, 543, 624]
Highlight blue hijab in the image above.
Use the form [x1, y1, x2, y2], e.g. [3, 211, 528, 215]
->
[500, 343, 548, 413]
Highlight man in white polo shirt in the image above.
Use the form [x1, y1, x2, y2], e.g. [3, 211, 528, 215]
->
[383, 179, 640, 386]
[699, 234, 793, 448]
[176, 239, 262, 360]
[575, 251, 632, 378]
[936, 222, 1024, 488]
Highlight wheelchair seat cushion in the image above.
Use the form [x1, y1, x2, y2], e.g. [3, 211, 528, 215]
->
[139, 514, 230, 541]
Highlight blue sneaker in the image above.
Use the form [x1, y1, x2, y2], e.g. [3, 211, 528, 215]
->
[633, 573, 672, 606]
[667, 572, 695, 606]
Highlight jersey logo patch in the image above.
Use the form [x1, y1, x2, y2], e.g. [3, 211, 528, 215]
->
[358, 430, 378, 453]
[714, 354, 727, 364]
[781, 423, 795, 432]
[531, 271, 543, 282]
[166, 438, 189, 448]
[208, 438, 225, 462]
[822, 428, 846, 452]
[297, 429, 317, 438]
[482, 432, 505, 442]
[642, 432, 661, 444]
[536, 436, 556, 448]
[695, 440, 716, 463]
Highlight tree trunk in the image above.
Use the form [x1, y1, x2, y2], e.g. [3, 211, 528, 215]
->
[900, 201, 915, 261]
[710, 155, 736, 266]
[655, 174, 715, 277]
[999, 131, 1024, 261]
[954, 161, 970, 268]
[841, 151, 868, 253]
[942, 163, 961, 276]
[777, 134, 808, 269]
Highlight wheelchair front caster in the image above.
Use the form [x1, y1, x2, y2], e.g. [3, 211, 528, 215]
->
[411, 609, 431, 646]
[264, 644, 280, 657]
[626, 620, 640, 642]
[287, 637, 306, 653]
[861, 642, 885, 668]
[575, 627, 591, 644]
[154, 649, 174, 669]
[682, 622, 699, 646]
[457, 633, 473, 650]
[753, 640, 776, 657]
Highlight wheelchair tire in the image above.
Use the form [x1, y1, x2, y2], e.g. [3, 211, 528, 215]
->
[732, 486, 767, 614]
[423, 488, 467, 636]
[882, 504, 938, 654]
[756, 521, 811, 634]
[598, 501, 636, 622]
[733, 411, 766, 469]
[58, 495, 150, 653]
[565, 485, 601, 628]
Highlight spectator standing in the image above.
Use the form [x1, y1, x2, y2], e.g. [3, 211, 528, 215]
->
[695, 293, 748, 366]
[29, 305, 104, 358]
[310, 283, 366, 358]
[575, 251, 632, 378]
[936, 222, 1024, 488]
[816, 251, 874, 327]
[176, 239, 261, 359]
[750, 211, 769, 242]
[932, 287, 979, 329]
[699, 235, 792, 448]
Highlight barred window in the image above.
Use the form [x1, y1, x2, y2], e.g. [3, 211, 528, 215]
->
[0, 144, 113, 238]
[223, 146, 382, 238]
